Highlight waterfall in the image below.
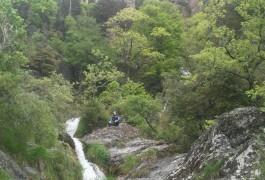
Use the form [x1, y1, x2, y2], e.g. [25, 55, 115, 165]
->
[66, 118, 105, 180]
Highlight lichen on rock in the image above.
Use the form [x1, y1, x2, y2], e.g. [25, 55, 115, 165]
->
[167, 107, 265, 180]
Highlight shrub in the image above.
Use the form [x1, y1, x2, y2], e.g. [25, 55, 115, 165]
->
[0, 170, 11, 180]
[119, 155, 139, 174]
[139, 149, 158, 163]
[254, 133, 265, 180]
[44, 144, 82, 180]
[196, 159, 226, 180]
[86, 142, 110, 168]
[76, 99, 108, 137]
[26, 145, 51, 163]
[131, 166, 150, 178]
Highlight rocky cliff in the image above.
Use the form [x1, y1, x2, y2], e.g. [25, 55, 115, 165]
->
[0, 150, 29, 180]
[82, 107, 265, 180]
[167, 107, 265, 180]
[82, 123, 178, 179]
[4, 106, 262, 179]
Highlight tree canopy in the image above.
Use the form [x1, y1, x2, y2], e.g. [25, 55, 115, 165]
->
[1, 0, 265, 177]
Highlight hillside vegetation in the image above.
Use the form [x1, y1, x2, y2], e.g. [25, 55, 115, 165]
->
[0, 0, 265, 178]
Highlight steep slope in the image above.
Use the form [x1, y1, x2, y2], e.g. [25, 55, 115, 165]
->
[167, 107, 265, 180]
[80, 107, 265, 179]
[0, 150, 29, 180]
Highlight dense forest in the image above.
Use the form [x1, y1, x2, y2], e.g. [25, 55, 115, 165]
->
[0, 0, 265, 179]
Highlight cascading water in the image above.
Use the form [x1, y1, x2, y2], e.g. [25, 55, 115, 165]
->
[66, 118, 105, 180]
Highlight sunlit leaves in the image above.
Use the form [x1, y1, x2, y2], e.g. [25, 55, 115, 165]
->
[106, 8, 148, 31]
[0, 0, 25, 51]
[246, 81, 265, 109]
[84, 60, 124, 98]
[27, 0, 58, 27]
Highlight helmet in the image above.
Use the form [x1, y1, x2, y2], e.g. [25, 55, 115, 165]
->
[113, 111, 116, 115]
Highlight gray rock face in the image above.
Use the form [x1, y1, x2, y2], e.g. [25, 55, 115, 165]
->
[131, 154, 186, 180]
[167, 107, 265, 180]
[82, 123, 177, 179]
[82, 123, 140, 145]
[59, 132, 75, 149]
[0, 150, 29, 180]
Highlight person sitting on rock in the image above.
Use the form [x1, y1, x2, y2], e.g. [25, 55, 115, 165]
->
[109, 111, 120, 127]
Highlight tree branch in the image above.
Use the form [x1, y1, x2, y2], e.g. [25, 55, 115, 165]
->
[144, 116, 157, 134]
[224, 45, 235, 59]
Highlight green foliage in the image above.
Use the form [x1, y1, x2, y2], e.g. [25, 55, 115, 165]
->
[138, 148, 158, 163]
[156, 115, 201, 152]
[57, 0, 81, 18]
[98, 81, 122, 111]
[160, 0, 265, 146]
[31, 31, 46, 43]
[255, 133, 265, 180]
[0, 73, 58, 155]
[106, 8, 158, 77]
[93, 0, 126, 23]
[27, 0, 58, 29]
[86, 142, 110, 168]
[26, 145, 51, 163]
[105, 176, 116, 180]
[0, 0, 26, 51]
[75, 99, 108, 137]
[44, 143, 83, 180]
[64, 15, 109, 67]
[117, 149, 158, 177]
[119, 155, 139, 174]
[84, 58, 124, 98]
[184, 0, 265, 105]
[29, 44, 59, 77]
[0, 170, 11, 180]
[204, 120, 216, 130]
[48, 33, 66, 54]
[98, 79, 162, 136]
[246, 82, 265, 109]
[119, 94, 161, 135]
[0, 51, 28, 73]
[111, 140, 126, 149]
[124, 0, 184, 94]
[4, 1, 265, 179]
[139, 0, 182, 57]
[24, 73, 75, 132]
[64, 15, 77, 31]
[196, 159, 226, 180]
[131, 166, 150, 178]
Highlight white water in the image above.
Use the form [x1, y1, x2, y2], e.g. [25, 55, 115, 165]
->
[66, 118, 105, 180]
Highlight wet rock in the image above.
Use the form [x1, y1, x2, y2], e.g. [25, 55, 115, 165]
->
[59, 132, 75, 149]
[167, 107, 265, 180]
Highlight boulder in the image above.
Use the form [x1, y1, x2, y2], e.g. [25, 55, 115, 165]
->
[82, 123, 177, 179]
[167, 107, 265, 180]
[59, 132, 75, 149]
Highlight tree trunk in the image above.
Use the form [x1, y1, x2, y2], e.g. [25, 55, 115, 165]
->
[69, 0, 72, 16]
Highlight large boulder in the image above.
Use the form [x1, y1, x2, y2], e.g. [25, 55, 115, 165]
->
[167, 107, 265, 180]
[0, 150, 29, 180]
[59, 132, 75, 149]
[82, 123, 177, 179]
[82, 123, 140, 146]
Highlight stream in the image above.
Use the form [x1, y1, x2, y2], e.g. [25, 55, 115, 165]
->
[66, 118, 105, 180]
